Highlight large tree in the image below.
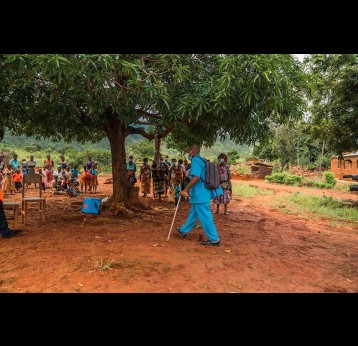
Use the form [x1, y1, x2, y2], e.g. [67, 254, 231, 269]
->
[307, 54, 358, 155]
[0, 54, 307, 214]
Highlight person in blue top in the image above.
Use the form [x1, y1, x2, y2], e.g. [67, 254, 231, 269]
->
[9, 154, 21, 172]
[126, 155, 137, 186]
[177, 144, 220, 246]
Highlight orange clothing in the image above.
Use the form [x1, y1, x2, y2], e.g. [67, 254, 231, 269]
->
[12, 172, 22, 183]
[0, 190, 3, 202]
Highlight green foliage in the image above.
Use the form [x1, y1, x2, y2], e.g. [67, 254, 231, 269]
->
[302, 180, 334, 189]
[231, 182, 274, 198]
[127, 139, 155, 162]
[323, 172, 337, 186]
[275, 193, 358, 223]
[230, 163, 251, 175]
[227, 150, 240, 164]
[265, 173, 302, 185]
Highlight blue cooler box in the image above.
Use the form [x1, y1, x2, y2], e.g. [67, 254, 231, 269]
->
[82, 197, 101, 215]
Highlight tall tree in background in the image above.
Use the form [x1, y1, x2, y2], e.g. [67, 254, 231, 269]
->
[0, 54, 307, 215]
[307, 54, 358, 155]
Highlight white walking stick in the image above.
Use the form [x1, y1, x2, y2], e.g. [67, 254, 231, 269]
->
[167, 195, 181, 241]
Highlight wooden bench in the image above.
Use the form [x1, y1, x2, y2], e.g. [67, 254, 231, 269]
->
[3, 201, 20, 229]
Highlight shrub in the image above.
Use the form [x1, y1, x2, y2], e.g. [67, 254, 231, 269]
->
[265, 173, 302, 185]
[323, 172, 336, 186]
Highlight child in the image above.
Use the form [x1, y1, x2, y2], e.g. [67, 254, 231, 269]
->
[90, 163, 98, 193]
[71, 164, 79, 179]
[12, 169, 22, 193]
[174, 179, 181, 206]
[2, 164, 15, 195]
[38, 168, 47, 192]
[79, 165, 88, 194]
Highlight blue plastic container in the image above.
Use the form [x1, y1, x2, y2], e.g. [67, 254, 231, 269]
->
[82, 197, 101, 215]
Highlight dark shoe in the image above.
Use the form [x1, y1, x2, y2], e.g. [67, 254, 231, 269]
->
[1, 229, 23, 239]
[176, 227, 187, 239]
[201, 239, 220, 246]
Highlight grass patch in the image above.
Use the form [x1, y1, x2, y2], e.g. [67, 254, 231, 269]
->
[95, 257, 113, 271]
[274, 192, 358, 223]
[231, 182, 274, 198]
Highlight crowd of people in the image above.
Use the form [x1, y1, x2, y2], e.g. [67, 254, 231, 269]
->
[127, 152, 232, 214]
[0, 153, 99, 196]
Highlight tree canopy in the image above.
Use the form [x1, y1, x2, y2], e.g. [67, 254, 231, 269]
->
[307, 54, 358, 154]
[0, 54, 308, 208]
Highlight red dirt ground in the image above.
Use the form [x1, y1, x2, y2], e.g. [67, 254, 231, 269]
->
[0, 175, 357, 293]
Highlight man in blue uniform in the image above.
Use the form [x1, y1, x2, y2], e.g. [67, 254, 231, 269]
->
[177, 144, 220, 246]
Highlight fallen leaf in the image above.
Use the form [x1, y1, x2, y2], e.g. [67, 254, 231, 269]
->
[346, 279, 353, 283]
[225, 250, 231, 253]
[79, 283, 84, 287]
[153, 243, 158, 247]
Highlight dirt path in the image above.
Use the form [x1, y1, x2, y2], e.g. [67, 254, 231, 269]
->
[0, 176, 357, 292]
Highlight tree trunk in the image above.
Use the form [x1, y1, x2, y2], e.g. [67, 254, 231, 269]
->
[154, 134, 161, 162]
[105, 117, 147, 218]
[106, 118, 130, 204]
[318, 140, 325, 176]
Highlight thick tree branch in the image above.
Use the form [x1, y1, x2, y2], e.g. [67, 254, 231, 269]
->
[126, 123, 175, 140]
[127, 126, 155, 139]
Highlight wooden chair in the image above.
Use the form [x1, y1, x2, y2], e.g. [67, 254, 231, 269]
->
[21, 174, 46, 224]
[3, 201, 20, 229]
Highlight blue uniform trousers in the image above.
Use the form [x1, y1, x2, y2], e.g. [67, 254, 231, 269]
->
[180, 202, 219, 241]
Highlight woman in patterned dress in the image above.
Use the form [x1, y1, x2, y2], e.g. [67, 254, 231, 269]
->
[151, 158, 168, 200]
[139, 158, 151, 198]
[213, 153, 232, 215]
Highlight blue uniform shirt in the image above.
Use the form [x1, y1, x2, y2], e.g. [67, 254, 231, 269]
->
[189, 154, 211, 204]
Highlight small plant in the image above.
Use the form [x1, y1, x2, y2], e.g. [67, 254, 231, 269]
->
[323, 172, 337, 186]
[95, 257, 113, 271]
[265, 173, 302, 185]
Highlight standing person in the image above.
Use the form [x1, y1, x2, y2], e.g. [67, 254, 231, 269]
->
[38, 168, 47, 192]
[151, 160, 167, 200]
[0, 190, 23, 239]
[126, 155, 137, 186]
[213, 153, 232, 215]
[2, 164, 15, 195]
[79, 165, 88, 194]
[164, 155, 171, 169]
[12, 169, 22, 193]
[59, 155, 69, 170]
[86, 155, 95, 171]
[0, 155, 4, 172]
[182, 159, 191, 201]
[139, 158, 151, 198]
[21, 159, 27, 175]
[44, 154, 55, 182]
[177, 144, 220, 246]
[27, 155, 36, 174]
[90, 163, 98, 193]
[71, 164, 79, 179]
[9, 154, 21, 172]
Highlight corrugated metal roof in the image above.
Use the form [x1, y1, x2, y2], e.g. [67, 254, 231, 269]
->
[331, 151, 358, 158]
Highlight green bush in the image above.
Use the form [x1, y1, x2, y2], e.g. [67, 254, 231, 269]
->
[265, 173, 302, 185]
[323, 172, 336, 186]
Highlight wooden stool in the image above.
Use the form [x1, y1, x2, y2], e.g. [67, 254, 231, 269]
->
[3, 202, 20, 229]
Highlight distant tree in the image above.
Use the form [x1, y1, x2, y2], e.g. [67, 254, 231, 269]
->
[307, 54, 358, 154]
